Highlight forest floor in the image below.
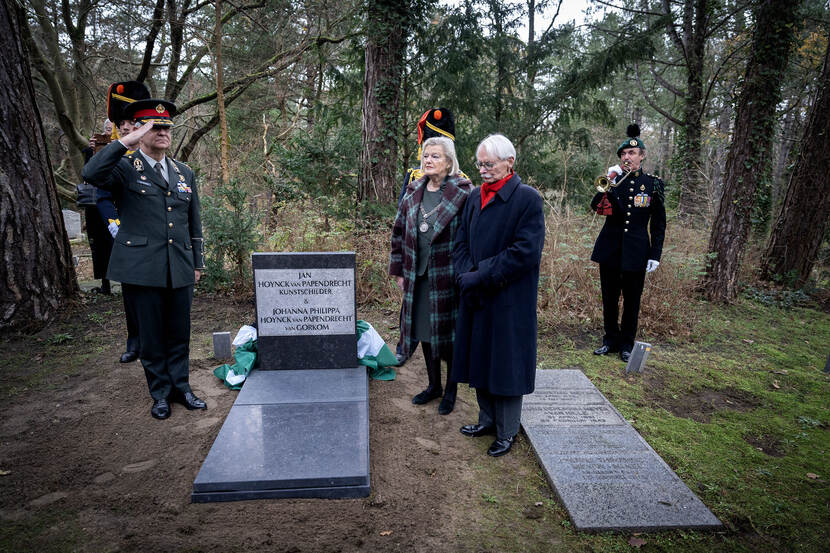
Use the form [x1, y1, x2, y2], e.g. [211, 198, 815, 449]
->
[1, 250, 829, 553]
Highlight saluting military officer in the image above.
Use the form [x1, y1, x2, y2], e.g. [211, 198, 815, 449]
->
[82, 97, 207, 420]
[590, 124, 666, 362]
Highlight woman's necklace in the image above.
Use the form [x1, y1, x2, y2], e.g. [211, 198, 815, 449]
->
[419, 184, 443, 233]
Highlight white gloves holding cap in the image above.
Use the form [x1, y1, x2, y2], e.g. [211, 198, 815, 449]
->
[646, 259, 660, 273]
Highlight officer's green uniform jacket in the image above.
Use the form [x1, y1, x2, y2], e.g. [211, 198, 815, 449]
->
[82, 140, 205, 288]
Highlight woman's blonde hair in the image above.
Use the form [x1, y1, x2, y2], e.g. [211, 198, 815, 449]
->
[421, 136, 461, 176]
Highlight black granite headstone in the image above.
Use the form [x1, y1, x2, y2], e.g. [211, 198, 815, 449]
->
[192, 252, 369, 502]
[252, 252, 356, 369]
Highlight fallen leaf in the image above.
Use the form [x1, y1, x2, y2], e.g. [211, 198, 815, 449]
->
[743, 339, 754, 344]
[773, 369, 788, 375]
[772, 380, 781, 389]
[628, 536, 647, 547]
[535, 501, 543, 507]
[0, 469, 10, 476]
[379, 531, 392, 536]
[806, 473, 819, 480]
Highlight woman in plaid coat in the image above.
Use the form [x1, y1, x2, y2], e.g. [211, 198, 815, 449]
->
[389, 137, 473, 415]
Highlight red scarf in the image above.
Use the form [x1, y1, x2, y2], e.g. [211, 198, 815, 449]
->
[480, 171, 513, 209]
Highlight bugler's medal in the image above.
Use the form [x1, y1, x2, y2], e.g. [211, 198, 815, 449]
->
[134, 158, 144, 171]
[419, 221, 429, 233]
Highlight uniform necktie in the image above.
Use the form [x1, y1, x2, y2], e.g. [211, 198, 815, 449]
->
[154, 162, 167, 184]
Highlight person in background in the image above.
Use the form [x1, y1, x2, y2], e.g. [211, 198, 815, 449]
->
[82, 96, 206, 420]
[93, 81, 151, 363]
[590, 124, 666, 363]
[394, 107, 465, 365]
[452, 134, 545, 457]
[390, 136, 472, 415]
[80, 119, 115, 295]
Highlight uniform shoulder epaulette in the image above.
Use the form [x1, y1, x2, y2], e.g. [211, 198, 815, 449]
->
[408, 168, 423, 183]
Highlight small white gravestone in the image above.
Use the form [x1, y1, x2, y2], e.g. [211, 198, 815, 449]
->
[62, 209, 82, 240]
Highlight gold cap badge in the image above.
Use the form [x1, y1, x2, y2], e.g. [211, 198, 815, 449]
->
[629, 139, 637, 146]
[156, 104, 165, 113]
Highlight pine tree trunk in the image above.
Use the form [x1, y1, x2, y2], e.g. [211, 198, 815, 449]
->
[359, 0, 407, 204]
[0, 0, 78, 330]
[761, 40, 830, 287]
[703, 0, 801, 302]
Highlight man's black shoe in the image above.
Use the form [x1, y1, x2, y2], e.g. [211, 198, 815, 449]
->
[120, 351, 139, 363]
[593, 344, 618, 355]
[151, 398, 170, 420]
[460, 424, 496, 437]
[487, 437, 515, 457]
[620, 350, 631, 362]
[176, 391, 207, 410]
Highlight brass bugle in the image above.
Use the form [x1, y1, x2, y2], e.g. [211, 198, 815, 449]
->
[595, 162, 632, 193]
[595, 175, 614, 193]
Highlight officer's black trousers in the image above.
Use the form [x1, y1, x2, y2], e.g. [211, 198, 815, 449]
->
[123, 283, 193, 400]
[599, 263, 646, 351]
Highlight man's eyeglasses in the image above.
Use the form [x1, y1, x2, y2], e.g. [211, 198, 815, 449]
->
[474, 160, 499, 170]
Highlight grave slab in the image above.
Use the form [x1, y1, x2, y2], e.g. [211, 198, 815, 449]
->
[522, 369, 721, 532]
[192, 375, 369, 502]
[235, 368, 367, 405]
[194, 251, 369, 502]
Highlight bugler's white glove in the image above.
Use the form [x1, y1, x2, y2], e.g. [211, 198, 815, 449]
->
[108, 220, 119, 238]
[646, 259, 660, 273]
[607, 165, 623, 180]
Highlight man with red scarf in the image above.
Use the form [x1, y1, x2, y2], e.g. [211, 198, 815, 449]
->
[452, 134, 545, 457]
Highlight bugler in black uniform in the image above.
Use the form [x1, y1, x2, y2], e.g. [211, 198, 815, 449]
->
[82, 97, 207, 419]
[590, 124, 666, 362]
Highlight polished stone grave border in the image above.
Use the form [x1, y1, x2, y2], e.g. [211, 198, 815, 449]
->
[191, 369, 370, 502]
[522, 369, 722, 532]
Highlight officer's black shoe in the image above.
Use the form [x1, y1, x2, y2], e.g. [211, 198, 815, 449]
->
[175, 391, 207, 410]
[593, 344, 618, 355]
[151, 398, 170, 420]
[460, 424, 496, 437]
[120, 350, 139, 363]
[438, 383, 457, 415]
[620, 350, 632, 362]
[486, 436, 515, 457]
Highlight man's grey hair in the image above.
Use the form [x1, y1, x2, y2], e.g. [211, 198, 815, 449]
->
[476, 133, 516, 162]
[421, 136, 461, 176]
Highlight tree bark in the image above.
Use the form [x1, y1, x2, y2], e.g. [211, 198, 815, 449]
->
[214, 0, 230, 185]
[674, 0, 708, 223]
[703, 0, 800, 302]
[1, 0, 78, 330]
[358, 0, 408, 203]
[761, 39, 830, 287]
